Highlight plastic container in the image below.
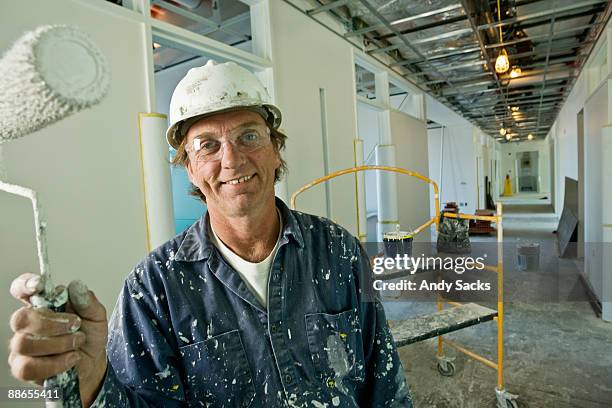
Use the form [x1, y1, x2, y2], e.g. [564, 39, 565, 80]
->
[517, 242, 540, 271]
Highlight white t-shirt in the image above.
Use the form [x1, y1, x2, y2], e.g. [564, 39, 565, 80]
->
[209, 209, 282, 308]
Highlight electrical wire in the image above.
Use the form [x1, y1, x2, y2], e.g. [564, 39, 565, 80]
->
[497, 0, 503, 47]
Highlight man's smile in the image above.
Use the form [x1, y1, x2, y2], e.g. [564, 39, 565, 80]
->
[222, 173, 255, 185]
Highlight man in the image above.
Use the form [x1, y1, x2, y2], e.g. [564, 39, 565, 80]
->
[9, 60, 412, 407]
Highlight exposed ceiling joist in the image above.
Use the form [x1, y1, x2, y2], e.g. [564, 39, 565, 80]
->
[307, 0, 350, 16]
[345, 3, 464, 37]
[289, 0, 611, 141]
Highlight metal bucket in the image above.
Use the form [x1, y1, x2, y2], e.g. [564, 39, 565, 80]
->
[517, 242, 540, 271]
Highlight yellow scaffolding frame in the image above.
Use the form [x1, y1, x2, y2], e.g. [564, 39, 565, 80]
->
[290, 165, 514, 405]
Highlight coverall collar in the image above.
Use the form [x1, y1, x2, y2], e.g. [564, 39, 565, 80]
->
[174, 196, 305, 262]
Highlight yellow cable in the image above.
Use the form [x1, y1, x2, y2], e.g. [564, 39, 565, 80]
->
[497, 0, 503, 45]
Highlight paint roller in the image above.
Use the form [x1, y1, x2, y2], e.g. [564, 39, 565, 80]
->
[0, 25, 110, 408]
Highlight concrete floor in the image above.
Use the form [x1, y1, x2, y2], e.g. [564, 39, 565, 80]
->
[497, 193, 552, 205]
[384, 204, 612, 408]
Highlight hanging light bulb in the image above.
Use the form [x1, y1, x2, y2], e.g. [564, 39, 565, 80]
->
[494, 0, 509, 74]
[496, 49, 510, 74]
[528, 133, 534, 140]
[499, 127, 507, 136]
[510, 66, 522, 78]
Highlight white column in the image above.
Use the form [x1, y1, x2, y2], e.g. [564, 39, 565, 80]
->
[601, 125, 612, 322]
[375, 145, 399, 241]
[607, 27, 612, 77]
[373, 70, 398, 241]
[375, 71, 392, 145]
[375, 70, 389, 107]
[138, 113, 175, 250]
[602, 64, 612, 321]
[354, 139, 367, 242]
[249, 0, 273, 60]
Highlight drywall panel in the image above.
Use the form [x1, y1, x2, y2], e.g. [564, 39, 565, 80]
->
[603, 227, 612, 322]
[427, 124, 477, 215]
[357, 102, 380, 216]
[269, 1, 358, 234]
[474, 134, 484, 210]
[426, 95, 478, 216]
[390, 110, 430, 242]
[550, 73, 587, 216]
[583, 80, 607, 300]
[0, 0, 151, 396]
[602, 127, 612, 322]
[549, 137, 555, 208]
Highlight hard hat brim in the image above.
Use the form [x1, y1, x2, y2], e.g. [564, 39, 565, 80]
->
[166, 103, 281, 150]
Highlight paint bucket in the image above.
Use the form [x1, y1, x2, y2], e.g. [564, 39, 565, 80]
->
[517, 242, 540, 271]
[383, 230, 413, 260]
[377, 230, 411, 299]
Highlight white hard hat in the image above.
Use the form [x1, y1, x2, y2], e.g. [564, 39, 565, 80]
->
[166, 60, 282, 149]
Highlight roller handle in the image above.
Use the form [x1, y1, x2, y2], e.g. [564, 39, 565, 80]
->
[31, 290, 83, 408]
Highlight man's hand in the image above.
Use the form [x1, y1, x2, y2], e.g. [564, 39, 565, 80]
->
[8, 273, 109, 407]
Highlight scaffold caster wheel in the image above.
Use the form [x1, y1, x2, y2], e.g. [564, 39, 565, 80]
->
[495, 388, 519, 408]
[505, 400, 519, 408]
[436, 360, 455, 377]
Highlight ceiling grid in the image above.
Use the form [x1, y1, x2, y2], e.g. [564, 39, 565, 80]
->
[286, 0, 612, 142]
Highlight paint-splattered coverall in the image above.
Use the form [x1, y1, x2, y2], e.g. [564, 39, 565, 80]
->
[92, 198, 412, 407]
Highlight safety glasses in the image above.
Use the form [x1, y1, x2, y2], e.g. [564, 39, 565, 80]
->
[185, 125, 271, 163]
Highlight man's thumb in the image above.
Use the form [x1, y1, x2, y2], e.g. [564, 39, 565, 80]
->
[67, 280, 106, 322]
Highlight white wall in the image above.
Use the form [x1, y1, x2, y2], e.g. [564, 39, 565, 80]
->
[549, 137, 555, 208]
[0, 0, 151, 396]
[390, 110, 430, 242]
[602, 127, 612, 321]
[473, 130, 495, 209]
[583, 81, 607, 300]
[390, 93, 424, 120]
[426, 95, 478, 216]
[269, 0, 358, 234]
[550, 72, 587, 215]
[546, 21, 612, 320]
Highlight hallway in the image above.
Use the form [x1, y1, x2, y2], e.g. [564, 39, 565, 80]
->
[385, 204, 612, 408]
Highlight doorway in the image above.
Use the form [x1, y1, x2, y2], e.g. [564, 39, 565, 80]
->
[517, 151, 539, 192]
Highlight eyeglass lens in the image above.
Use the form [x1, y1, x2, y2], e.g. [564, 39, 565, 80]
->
[189, 126, 270, 162]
